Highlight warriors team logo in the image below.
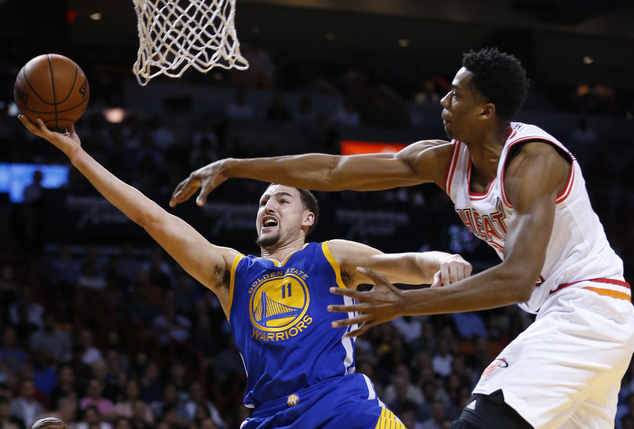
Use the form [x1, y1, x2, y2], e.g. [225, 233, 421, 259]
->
[249, 270, 313, 342]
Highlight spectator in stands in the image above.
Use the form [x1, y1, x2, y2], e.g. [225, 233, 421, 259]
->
[77, 262, 107, 292]
[117, 244, 140, 285]
[452, 312, 488, 340]
[184, 382, 224, 429]
[0, 356, 9, 386]
[570, 117, 598, 147]
[225, 90, 254, 120]
[415, 79, 440, 105]
[0, 395, 23, 429]
[30, 347, 57, 397]
[392, 316, 424, 349]
[432, 339, 453, 378]
[48, 366, 76, 411]
[189, 314, 217, 361]
[165, 364, 188, 402]
[114, 380, 153, 424]
[330, 99, 360, 128]
[76, 405, 110, 429]
[292, 96, 317, 124]
[198, 417, 217, 429]
[384, 365, 424, 410]
[419, 400, 445, 429]
[151, 384, 188, 423]
[152, 294, 191, 346]
[0, 266, 19, 326]
[79, 379, 115, 421]
[159, 404, 188, 429]
[129, 401, 151, 429]
[141, 248, 174, 291]
[266, 93, 291, 122]
[9, 286, 44, 332]
[0, 328, 26, 375]
[9, 379, 44, 427]
[617, 393, 634, 429]
[38, 394, 78, 427]
[138, 362, 162, 404]
[104, 351, 126, 392]
[29, 313, 72, 364]
[212, 339, 245, 382]
[49, 247, 82, 287]
[112, 417, 131, 429]
[90, 361, 117, 403]
[79, 330, 104, 367]
[189, 136, 219, 171]
[148, 117, 176, 151]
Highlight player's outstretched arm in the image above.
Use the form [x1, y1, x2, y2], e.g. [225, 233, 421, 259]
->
[328, 142, 570, 337]
[325, 239, 471, 289]
[170, 140, 453, 207]
[19, 116, 240, 312]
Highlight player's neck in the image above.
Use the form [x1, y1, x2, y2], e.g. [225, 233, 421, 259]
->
[260, 236, 307, 263]
[468, 123, 511, 182]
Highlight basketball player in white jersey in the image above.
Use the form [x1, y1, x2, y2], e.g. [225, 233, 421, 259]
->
[170, 48, 634, 428]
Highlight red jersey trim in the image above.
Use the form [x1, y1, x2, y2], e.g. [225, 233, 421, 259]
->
[550, 277, 631, 295]
[444, 141, 460, 196]
[500, 135, 575, 209]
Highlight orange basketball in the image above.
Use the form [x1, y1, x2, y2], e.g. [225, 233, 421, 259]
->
[14, 54, 90, 130]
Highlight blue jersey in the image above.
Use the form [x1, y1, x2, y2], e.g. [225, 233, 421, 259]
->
[227, 242, 357, 408]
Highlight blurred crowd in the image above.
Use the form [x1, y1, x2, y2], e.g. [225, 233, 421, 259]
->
[0, 42, 634, 429]
[1, 241, 634, 429]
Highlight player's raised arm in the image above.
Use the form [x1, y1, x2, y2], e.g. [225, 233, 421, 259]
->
[169, 140, 453, 207]
[325, 239, 471, 290]
[19, 116, 240, 313]
[328, 142, 570, 337]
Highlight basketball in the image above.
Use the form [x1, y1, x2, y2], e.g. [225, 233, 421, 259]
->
[14, 54, 89, 130]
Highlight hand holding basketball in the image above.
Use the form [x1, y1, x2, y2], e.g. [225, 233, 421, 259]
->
[18, 115, 82, 159]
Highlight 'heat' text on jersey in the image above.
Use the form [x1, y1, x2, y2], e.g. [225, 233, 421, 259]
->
[456, 199, 508, 253]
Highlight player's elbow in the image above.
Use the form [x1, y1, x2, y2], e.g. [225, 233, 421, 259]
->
[495, 265, 537, 303]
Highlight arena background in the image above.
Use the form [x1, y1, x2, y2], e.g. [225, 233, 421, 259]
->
[0, 1, 634, 428]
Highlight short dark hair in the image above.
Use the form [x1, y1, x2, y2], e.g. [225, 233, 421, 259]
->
[462, 47, 529, 121]
[297, 189, 319, 237]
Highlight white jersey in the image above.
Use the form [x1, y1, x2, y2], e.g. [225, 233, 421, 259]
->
[445, 122, 628, 313]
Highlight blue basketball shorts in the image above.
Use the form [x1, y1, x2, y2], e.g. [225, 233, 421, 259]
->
[240, 373, 405, 429]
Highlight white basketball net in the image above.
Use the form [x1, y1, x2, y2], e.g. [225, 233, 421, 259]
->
[132, 0, 249, 86]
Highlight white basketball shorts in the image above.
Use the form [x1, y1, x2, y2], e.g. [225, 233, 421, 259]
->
[473, 284, 634, 429]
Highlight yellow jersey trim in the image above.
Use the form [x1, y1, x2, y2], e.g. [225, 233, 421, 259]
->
[375, 407, 405, 429]
[261, 243, 310, 267]
[322, 241, 347, 289]
[226, 254, 245, 321]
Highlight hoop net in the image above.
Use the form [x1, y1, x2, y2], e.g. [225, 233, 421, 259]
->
[132, 0, 249, 86]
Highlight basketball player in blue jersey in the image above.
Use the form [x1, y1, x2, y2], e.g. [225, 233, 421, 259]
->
[19, 115, 472, 429]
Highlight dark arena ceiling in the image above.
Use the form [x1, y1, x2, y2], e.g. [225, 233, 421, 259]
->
[1, 0, 634, 86]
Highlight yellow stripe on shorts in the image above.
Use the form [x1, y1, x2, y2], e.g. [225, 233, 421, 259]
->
[374, 407, 406, 429]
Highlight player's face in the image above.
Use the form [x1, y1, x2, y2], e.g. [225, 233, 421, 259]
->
[440, 67, 486, 142]
[256, 185, 312, 248]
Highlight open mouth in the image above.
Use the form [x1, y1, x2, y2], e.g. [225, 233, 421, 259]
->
[262, 215, 279, 229]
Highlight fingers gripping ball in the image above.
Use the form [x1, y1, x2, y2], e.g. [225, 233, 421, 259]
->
[14, 54, 89, 130]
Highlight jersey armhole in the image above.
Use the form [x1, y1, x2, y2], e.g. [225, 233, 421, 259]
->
[226, 254, 245, 322]
[321, 242, 347, 289]
[501, 139, 574, 208]
[444, 141, 460, 196]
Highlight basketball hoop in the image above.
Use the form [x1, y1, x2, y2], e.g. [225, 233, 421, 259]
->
[132, 0, 249, 86]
